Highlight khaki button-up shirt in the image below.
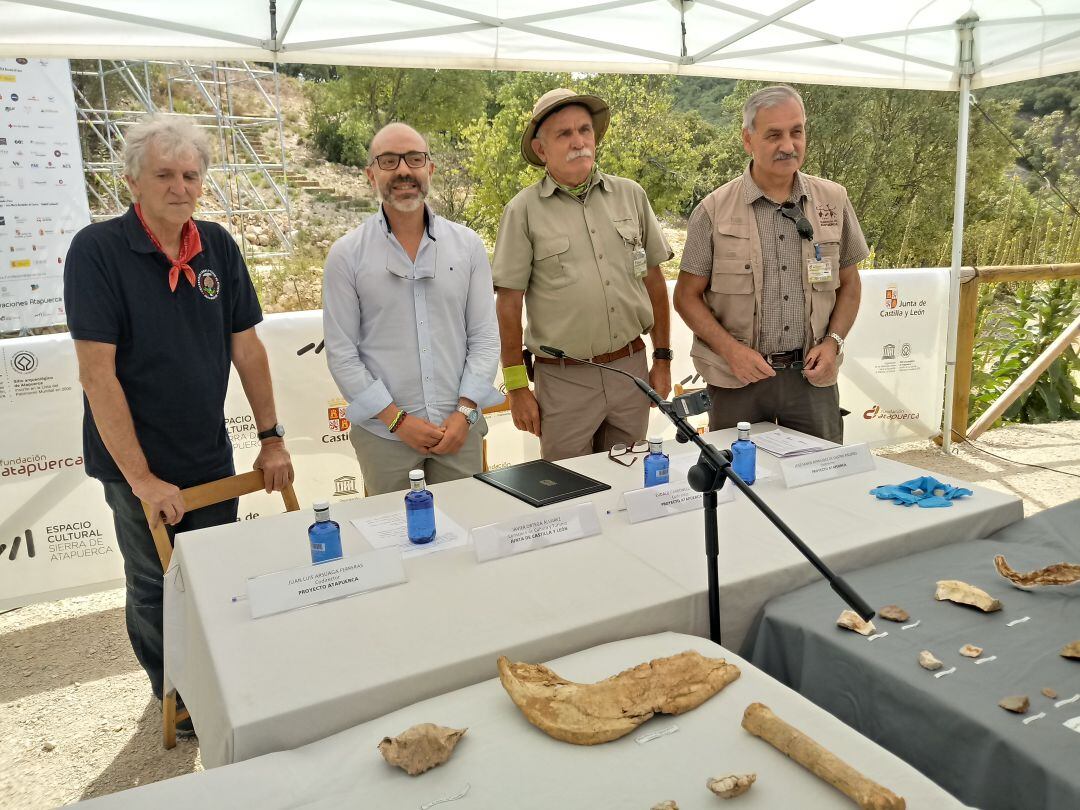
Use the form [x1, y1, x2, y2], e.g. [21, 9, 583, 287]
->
[493, 171, 672, 359]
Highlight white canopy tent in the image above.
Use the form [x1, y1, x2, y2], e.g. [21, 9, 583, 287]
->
[3, 0, 1079, 449]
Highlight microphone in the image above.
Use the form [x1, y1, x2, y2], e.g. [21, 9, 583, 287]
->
[538, 345, 664, 407]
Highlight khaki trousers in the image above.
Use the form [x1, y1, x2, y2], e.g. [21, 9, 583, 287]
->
[534, 351, 650, 461]
[706, 369, 843, 443]
[349, 416, 487, 496]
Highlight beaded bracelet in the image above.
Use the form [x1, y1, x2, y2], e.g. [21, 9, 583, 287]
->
[387, 409, 407, 433]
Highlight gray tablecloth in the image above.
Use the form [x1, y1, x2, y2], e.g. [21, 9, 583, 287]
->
[746, 500, 1080, 810]
[74, 633, 974, 809]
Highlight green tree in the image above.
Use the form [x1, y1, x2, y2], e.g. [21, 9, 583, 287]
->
[305, 67, 491, 166]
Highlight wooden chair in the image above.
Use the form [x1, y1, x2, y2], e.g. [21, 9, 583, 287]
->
[141, 470, 300, 748]
[481, 399, 512, 472]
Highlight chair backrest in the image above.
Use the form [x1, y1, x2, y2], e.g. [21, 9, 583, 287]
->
[141, 470, 301, 571]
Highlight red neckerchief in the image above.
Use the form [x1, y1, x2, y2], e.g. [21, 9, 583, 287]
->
[134, 203, 203, 292]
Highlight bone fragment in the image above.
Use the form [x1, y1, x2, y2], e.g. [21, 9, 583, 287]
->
[918, 650, 943, 671]
[934, 580, 1002, 612]
[498, 650, 740, 745]
[651, 802, 678, 810]
[959, 644, 983, 658]
[994, 555, 1080, 587]
[1042, 688, 1058, 699]
[741, 703, 905, 810]
[707, 773, 756, 798]
[1062, 641, 1080, 659]
[377, 723, 466, 776]
[877, 605, 909, 623]
[837, 610, 876, 635]
[999, 695, 1029, 714]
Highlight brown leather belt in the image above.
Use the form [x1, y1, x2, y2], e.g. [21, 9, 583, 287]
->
[764, 348, 804, 368]
[534, 337, 646, 365]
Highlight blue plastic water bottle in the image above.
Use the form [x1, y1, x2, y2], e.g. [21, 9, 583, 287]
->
[643, 436, 670, 488]
[307, 501, 342, 564]
[730, 421, 757, 485]
[405, 469, 436, 544]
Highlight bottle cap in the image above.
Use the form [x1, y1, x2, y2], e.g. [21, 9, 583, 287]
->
[313, 501, 329, 511]
[647, 436, 663, 444]
[408, 469, 425, 481]
[737, 421, 751, 431]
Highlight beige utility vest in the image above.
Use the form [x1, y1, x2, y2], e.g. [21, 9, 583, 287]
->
[690, 173, 850, 389]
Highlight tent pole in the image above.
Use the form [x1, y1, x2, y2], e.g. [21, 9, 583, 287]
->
[942, 14, 977, 454]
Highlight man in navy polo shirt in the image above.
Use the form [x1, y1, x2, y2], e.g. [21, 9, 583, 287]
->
[64, 115, 293, 723]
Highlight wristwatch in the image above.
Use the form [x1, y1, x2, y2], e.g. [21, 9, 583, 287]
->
[456, 405, 480, 425]
[257, 423, 286, 441]
[652, 348, 674, 361]
[824, 332, 845, 354]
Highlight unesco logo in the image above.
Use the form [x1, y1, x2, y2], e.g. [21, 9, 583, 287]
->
[11, 350, 37, 373]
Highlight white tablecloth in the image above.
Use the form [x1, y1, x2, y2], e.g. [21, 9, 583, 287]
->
[165, 426, 1022, 768]
[77, 633, 974, 809]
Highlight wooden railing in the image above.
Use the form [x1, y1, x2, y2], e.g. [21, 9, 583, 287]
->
[950, 263, 1080, 441]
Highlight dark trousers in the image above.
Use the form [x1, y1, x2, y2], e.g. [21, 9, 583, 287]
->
[102, 480, 237, 700]
[707, 369, 843, 444]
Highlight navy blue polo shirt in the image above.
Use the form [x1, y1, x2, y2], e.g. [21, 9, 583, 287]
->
[64, 206, 263, 488]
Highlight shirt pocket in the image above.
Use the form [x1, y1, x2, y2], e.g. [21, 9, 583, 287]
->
[533, 235, 574, 290]
[714, 221, 751, 261]
[613, 218, 643, 277]
[811, 241, 842, 292]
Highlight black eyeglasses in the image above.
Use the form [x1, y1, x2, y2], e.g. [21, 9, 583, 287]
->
[369, 151, 430, 171]
[608, 441, 649, 467]
[778, 201, 814, 242]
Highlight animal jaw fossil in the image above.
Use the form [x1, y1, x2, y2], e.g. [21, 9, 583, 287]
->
[497, 650, 740, 745]
[377, 723, 466, 775]
[934, 580, 1002, 612]
[994, 555, 1080, 587]
[707, 773, 756, 798]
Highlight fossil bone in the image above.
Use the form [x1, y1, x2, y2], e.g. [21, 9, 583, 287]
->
[999, 695, 1029, 714]
[959, 644, 983, 658]
[837, 610, 876, 635]
[497, 650, 740, 745]
[651, 802, 679, 810]
[741, 703, 905, 810]
[1042, 688, 1058, 699]
[994, 555, 1080, 587]
[877, 605, 909, 623]
[1061, 641, 1080, 659]
[377, 723, 466, 775]
[934, 580, 1002, 612]
[918, 650, 943, 671]
[707, 773, 756, 798]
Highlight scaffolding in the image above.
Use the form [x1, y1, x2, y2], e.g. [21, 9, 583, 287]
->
[71, 59, 293, 260]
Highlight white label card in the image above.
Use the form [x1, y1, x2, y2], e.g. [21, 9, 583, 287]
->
[472, 503, 600, 563]
[779, 443, 875, 488]
[624, 481, 731, 523]
[246, 547, 407, 619]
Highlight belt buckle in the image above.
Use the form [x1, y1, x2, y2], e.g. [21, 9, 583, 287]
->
[766, 351, 802, 370]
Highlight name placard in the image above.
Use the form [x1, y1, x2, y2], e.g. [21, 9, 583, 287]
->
[246, 547, 407, 619]
[624, 481, 732, 523]
[472, 503, 600, 563]
[779, 443, 875, 488]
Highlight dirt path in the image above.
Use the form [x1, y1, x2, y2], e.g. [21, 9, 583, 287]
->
[1, 421, 1076, 808]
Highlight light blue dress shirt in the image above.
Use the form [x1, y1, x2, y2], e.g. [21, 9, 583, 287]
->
[322, 205, 503, 440]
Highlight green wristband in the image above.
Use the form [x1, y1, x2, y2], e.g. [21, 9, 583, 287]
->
[503, 364, 530, 391]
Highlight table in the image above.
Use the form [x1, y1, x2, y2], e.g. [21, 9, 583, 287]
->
[746, 500, 1080, 810]
[167, 425, 1022, 767]
[77, 633, 976, 809]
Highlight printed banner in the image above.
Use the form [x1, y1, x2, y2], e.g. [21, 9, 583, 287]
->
[0, 57, 90, 330]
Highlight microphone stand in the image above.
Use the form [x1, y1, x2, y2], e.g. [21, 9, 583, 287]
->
[539, 346, 875, 646]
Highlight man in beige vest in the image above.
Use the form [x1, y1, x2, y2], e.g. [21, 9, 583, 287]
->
[493, 89, 674, 460]
[674, 85, 869, 443]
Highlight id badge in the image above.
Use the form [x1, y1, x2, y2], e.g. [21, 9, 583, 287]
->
[807, 260, 832, 284]
[632, 246, 647, 278]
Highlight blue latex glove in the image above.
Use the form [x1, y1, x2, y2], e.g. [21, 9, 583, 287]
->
[869, 476, 972, 507]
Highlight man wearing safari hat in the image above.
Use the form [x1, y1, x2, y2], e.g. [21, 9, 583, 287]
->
[492, 88, 673, 461]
